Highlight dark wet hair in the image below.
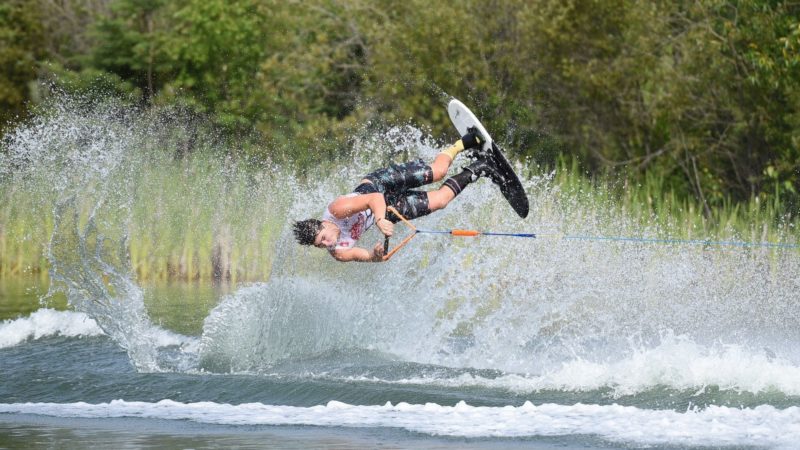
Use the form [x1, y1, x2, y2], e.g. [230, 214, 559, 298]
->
[293, 219, 322, 246]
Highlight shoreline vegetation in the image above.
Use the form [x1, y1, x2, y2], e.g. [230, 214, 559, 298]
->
[1, 0, 799, 282]
[1, 152, 798, 283]
[1, 145, 289, 283]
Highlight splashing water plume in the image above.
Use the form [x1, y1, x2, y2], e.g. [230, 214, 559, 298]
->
[2, 93, 800, 397]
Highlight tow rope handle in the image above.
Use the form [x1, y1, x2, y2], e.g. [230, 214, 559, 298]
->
[382, 206, 418, 261]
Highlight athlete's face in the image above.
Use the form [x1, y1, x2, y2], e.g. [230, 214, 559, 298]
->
[313, 223, 338, 249]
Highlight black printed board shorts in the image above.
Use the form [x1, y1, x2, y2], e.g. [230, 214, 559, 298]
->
[354, 159, 434, 223]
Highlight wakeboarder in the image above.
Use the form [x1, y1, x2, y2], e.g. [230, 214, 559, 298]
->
[293, 99, 529, 262]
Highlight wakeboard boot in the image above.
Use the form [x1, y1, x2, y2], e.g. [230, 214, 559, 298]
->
[464, 155, 507, 187]
[461, 126, 488, 159]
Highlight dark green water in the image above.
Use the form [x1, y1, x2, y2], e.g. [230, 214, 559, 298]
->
[0, 276, 225, 333]
[0, 277, 56, 321]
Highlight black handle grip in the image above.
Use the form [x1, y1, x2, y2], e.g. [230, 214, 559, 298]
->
[381, 215, 390, 255]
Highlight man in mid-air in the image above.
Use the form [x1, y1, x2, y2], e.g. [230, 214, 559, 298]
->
[293, 132, 501, 262]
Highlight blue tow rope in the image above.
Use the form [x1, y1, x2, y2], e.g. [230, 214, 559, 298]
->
[381, 206, 800, 260]
[413, 229, 800, 250]
[415, 229, 536, 238]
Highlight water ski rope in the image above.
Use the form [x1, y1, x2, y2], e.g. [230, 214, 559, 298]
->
[414, 229, 536, 238]
[381, 207, 800, 261]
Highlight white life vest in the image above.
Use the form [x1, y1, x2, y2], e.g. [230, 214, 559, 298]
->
[321, 194, 376, 250]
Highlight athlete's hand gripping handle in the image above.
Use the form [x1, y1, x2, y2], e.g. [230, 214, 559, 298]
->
[382, 207, 418, 261]
[375, 215, 393, 261]
[381, 214, 391, 261]
[376, 216, 394, 237]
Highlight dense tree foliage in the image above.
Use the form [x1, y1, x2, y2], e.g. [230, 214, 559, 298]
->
[0, 0, 44, 132]
[2, 0, 798, 213]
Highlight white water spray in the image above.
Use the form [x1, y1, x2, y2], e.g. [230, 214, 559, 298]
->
[3, 94, 800, 395]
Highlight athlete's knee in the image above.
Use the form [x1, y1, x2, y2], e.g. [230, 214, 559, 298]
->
[431, 165, 448, 182]
[430, 155, 452, 182]
[426, 190, 451, 211]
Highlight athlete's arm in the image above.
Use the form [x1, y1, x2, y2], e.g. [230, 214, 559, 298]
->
[330, 243, 385, 263]
[327, 193, 392, 236]
[328, 192, 385, 219]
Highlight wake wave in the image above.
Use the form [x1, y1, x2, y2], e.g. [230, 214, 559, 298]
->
[326, 333, 800, 397]
[0, 309, 103, 348]
[1, 399, 797, 447]
[0, 308, 195, 351]
[5, 306, 795, 397]
[198, 264, 800, 395]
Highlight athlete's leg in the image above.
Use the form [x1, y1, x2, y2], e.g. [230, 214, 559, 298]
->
[429, 152, 455, 181]
[431, 158, 496, 211]
[387, 176, 468, 221]
[362, 159, 434, 195]
[426, 184, 457, 211]
[431, 132, 484, 181]
[361, 152, 453, 194]
[385, 191, 430, 222]
[387, 158, 495, 221]
[360, 133, 483, 193]
[362, 152, 451, 188]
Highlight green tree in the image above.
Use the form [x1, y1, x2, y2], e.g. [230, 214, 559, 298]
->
[92, 0, 165, 101]
[248, 1, 370, 163]
[158, 0, 272, 131]
[642, 1, 800, 210]
[0, 1, 44, 132]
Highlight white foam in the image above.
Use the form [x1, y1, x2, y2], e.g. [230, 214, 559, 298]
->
[336, 334, 800, 397]
[0, 399, 797, 447]
[0, 309, 104, 349]
[537, 335, 800, 396]
[0, 308, 193, 352]
[146, 327, 195, 349]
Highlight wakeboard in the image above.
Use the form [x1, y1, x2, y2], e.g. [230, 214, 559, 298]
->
[447, 99, 529, 218]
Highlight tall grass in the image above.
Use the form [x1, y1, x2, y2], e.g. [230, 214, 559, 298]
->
[0, 151, 289, 283]
[124, 153, 289, 282]
[552, 157, 799, 246]
[0, 183, 52, 279]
